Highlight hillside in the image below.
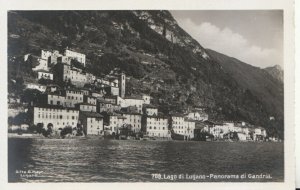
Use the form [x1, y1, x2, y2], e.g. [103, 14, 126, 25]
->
[264, 65, 284, 83]
[206, 49, 284, 120]
[7, 10, 284, 138]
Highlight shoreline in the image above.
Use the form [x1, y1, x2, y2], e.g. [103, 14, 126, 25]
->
[7, 133, 282, 143]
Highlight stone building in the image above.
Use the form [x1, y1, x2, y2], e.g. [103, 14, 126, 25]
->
[33, 105, 79, 132]
[64, 49, 86, 67]
[79, 111, 103, 135]
[143, 115, 170, 139]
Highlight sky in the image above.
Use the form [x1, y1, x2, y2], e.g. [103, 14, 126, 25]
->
[170, 10, 283, 69]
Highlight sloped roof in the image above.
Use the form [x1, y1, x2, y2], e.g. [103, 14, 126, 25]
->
[80, 111, 103, 118]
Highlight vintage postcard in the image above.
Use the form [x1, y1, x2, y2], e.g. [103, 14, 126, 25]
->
[0, 0, 295, 189]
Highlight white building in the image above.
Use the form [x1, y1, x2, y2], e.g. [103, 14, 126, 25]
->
[79, 112, 103, 136]
[142, 94, 151, 104]
[55, 63, 87, 87]
[90, 91, 103, 98]
[63, 89, 84, 107]
[84, 95, 97, 105]
[64, 49, 86, 67]
[187, 111, 208, 121]
[237, 133, 247, 141]
[122, 113, 142, 133]
[171, 115, 185, 135]
[32, 57, 48, 71]
[33, 106, 79, 132]
[37, 70, 53, 80]
[143, 105, 158, 116]
[171, 115, 195, 140]
[43, 93, 66, 106]
[26, 83, 47, 92]
[253, 127, 267, 141]
[49, 50, 63, 65]
[122, 97, 144, 114]
[104, 113, 126, 135]
[145, 116, 170, 139]
[41, 50, 53, 60]
[185, 120, 195, 139]
[104, 95, 124, 105]
[76, 103, 97, 112]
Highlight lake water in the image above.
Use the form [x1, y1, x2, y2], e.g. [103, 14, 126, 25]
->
[8, 138, 284, 182]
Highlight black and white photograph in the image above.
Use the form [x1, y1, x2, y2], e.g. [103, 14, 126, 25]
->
[1, 0, 296, 189]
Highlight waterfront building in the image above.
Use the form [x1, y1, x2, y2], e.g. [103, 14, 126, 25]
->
[33, 105, 79, 132]
[253, 127, 267, 141]
[185, 119, 195, 139]
[79, 111, 103, 135]
[171, 115, 195, 140]
[103, 113, 126, 135]
[121, 112, 142, 133]
[143, 115, 170, 139]
[171, 114, 185, 135]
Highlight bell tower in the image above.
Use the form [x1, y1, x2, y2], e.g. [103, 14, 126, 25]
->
[119, 72, 126, 98]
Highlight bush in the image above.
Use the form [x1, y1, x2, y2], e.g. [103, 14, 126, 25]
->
[60, 126, 73, 138]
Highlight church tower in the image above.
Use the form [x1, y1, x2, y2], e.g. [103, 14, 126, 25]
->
[119, 72, 126, 98]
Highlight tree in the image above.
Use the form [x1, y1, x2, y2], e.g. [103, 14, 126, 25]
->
[76, 123, 84, 136]
[38, 78, 52, 85]
[36, 123, 45, 134]
[46, 123, 54, 137]
[21, 89, 42, 104]
[60, 126, 73, 138]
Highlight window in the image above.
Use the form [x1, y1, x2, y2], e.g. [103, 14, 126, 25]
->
[60, 115, 63, 119]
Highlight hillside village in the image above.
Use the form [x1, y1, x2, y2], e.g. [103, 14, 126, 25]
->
[8, 48, 277, 142]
